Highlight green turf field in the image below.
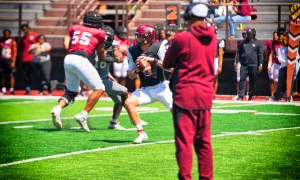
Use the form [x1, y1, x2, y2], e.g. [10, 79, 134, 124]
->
[0, 98, 299, 179]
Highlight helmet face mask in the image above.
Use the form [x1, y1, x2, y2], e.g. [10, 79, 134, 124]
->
[135, 24, 155, 46]
[103, 25, 114, 49]
[116, 27, 127, 40]
[83, 11, 103, 28]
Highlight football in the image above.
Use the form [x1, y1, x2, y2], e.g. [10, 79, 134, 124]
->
[138, 60, 151, 76]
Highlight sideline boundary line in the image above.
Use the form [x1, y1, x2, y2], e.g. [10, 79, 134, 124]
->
[1, 127, 299, 168]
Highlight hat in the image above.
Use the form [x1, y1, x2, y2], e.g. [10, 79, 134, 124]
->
[191, 3, 209, 18]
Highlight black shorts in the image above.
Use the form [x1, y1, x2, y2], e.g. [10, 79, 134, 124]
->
[0, 59, 13, 74]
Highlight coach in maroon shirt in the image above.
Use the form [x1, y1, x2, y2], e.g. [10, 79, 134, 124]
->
[163, 3, 217, 180]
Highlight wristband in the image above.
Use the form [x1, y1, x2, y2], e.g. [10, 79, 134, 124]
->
[152, 58, 158, 65]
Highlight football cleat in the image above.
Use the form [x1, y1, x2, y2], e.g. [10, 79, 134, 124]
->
[50, 107, 62, 129]
[74, 113, 90, 132]
[133, 131, 148, 144]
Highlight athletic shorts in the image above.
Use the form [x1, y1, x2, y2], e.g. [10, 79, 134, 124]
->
[113, 56, 128, 78]
[0, 59, 12, 74]
[64, 54, 105, 92]
[132, 81, 173, 110]
[268, 63, 280, 81]
[102, 76, 127, 104]
[214, 58, 219, 75]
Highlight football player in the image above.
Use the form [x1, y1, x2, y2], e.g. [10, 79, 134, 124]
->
[50, 11, 106, 132]
[125, 24, 173, 143]
[89, 25, 148, 137]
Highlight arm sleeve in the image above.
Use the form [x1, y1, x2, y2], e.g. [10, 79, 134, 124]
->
[127, 50, 135, 71]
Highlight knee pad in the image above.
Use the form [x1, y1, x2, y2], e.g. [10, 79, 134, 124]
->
[59, 87, 78, 106]
[120, 92, 128, 105]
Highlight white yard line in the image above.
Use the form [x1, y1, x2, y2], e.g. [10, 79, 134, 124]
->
[0, 126, 299, 168]
[0, 110, 169, 125]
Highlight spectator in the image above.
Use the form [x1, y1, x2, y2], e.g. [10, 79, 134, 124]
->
[233, 28, 249, 100]
[272, 32, 288, 101]
[153, 23, 164, 42]
[20, 24, 39, 94]
[209, 0, 221, 18]
[213, 0, 251, 39]
[125, 24, 173, 144]
[212, 25, 225, 99]
[158, 28, 167, 42]
[215, 0, 236, 18]
[28, 35, 52, 95]
[50, 11, 106, 131]
[236, 28, 263, 101]
[163, 3, 216, 179]
[159, 26, 176, 81]
[265, 31, 280, 99]
[0, 29, 17, 95]
[113, 26, 130, 87]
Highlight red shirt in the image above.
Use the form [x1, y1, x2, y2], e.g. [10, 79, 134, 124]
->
[236, 0, 251, 16]
[22, 31, 39, 62]
[68, 25, 106, 56]
[0, 38, 16, 59]
[163, 25, 217, 109]
[273, 43, 282, 64]
[114, 36, 130, 57]
[264, 40, 272, 52]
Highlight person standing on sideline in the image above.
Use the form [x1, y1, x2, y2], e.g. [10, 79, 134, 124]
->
[163, 3, 216, 180]
[113, 26, 130, 87]
[272, 32, 289, 101]
[265, 31, 280, 100]
[28, 34, 52, 95]
[50, 11, 106, 132]
[0, 29, 17, 95]
[212, 25, 225, 99]
[125, 24, 173, 144]
[233, 28, 249, 100]
[20, 24, 39, 94]
[236, 28, 263, 101]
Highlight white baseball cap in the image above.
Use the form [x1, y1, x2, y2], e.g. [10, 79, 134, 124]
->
[191, 3, 209, 18]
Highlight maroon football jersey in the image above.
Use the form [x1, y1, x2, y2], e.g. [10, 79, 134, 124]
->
[68, 25, 106, 56]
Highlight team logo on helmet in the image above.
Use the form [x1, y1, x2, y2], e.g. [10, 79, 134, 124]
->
[135, 24, 155, 45]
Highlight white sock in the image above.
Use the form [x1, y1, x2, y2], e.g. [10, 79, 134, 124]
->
[81, 110, 88, 117]
[136, 123, 143, 131]
[111, 118, 117, 123]
[54, 106, 62, 112]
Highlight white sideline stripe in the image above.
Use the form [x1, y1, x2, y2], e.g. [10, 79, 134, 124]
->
[13, 126, 33, 129]
[0, 126, 299, 168]
[255, 112, 300, 116]
[0, 110, 169, 125]
[0, 95, 111, 101]
[2, 108, 300, 125]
